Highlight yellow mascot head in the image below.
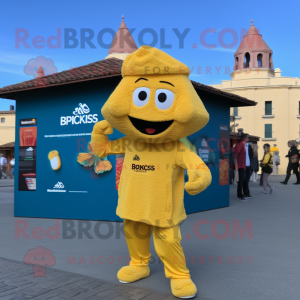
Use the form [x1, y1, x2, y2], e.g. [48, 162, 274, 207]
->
[102, 45, 209, 142]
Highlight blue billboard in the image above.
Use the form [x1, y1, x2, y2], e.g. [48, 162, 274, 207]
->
[14, 79, 230, 220]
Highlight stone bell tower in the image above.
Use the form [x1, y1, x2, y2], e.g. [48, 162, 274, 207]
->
[234, 20, 273, 72]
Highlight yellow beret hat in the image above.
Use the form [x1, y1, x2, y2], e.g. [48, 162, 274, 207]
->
[122, 45, 190, 77]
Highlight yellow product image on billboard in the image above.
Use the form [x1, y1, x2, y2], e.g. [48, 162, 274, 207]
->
[48, 150, 61, 170]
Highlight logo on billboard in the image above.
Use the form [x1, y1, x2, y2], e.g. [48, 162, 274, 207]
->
[73, 103, 90, 115]
[60, 103, 98, 126]
[53, 182, 64, 189]
[20, 118, 37, 126]
[25, 147, 34, 158]
[47, 181, 66, 193]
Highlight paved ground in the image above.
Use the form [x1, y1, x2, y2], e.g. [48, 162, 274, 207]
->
[0, 257, 176, 300]
[0, 176, 300, 300]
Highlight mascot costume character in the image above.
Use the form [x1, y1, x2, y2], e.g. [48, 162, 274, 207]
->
[91, 45, 212, 298]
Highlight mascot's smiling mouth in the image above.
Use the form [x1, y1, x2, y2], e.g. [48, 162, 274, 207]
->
[128, 116, 174, 135]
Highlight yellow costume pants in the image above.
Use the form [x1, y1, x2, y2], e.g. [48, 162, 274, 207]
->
[124, 219, 190, 279]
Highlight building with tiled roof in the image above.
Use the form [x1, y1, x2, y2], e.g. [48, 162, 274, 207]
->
[0, 57, 124, 98]
[0, 16, 260, 219]
[0, 141, 15, 149]
[210, 20, 300, 175]
[0, 58, 256, 108]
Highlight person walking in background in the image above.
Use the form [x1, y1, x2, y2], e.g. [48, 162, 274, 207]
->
[273, 150, 280, 175]
[270, 144, 280, 155]
[260, 144, 274, 194]
[230, 144, 236, 184]
[0, 154, 8, 179]
[234, 134, 248, 201]
[250, 144, 259, 182]
[244, 135, 253, 199]
[280, 140, 300, 185]
[271, 144, 280, 175]
[10, 158, 15, 179]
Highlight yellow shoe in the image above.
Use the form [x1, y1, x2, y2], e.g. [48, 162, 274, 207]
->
[170, 278, 197, 299]
[117, 266, 150, 283]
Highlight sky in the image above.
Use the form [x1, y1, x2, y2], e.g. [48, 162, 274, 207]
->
[0, 0, 299, 111]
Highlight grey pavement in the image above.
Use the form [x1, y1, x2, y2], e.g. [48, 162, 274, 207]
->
[0, 178, 14, 204]
[0, 176, 300, 300]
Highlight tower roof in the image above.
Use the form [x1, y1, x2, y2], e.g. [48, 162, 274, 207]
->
[108, 15, 138, 54]
[235, 20, 272, 55]
[37, 66, 44, 77]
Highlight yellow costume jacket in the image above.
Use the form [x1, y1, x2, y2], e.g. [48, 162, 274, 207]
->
[91, 45, 212, 228]
[98, 137, 210, 227]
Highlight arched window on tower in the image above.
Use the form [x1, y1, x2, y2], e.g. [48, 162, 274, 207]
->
[269, 53, 273, 69]
[244, 53, 250, 68]
[235, 57, 239, 70]
[257, 54, 263, 68]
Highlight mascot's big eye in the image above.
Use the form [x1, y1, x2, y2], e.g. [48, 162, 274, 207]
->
[155, 89, 174, 110]
[133, 87, 150, 107]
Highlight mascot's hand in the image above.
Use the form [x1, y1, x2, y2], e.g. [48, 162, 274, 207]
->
[93, 120, 113, 135]
[91, 120, 113, 157]
[185, 169, 211, 195]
